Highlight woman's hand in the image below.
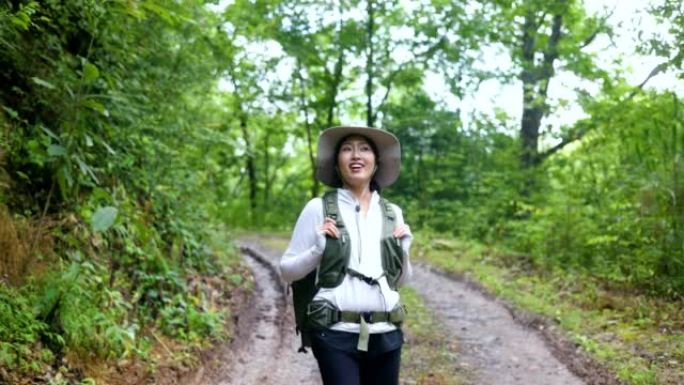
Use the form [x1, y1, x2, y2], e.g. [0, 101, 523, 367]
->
[393, 223, 410, 239]
[314, 217, 339, 255]
[319, 217, 340, 238]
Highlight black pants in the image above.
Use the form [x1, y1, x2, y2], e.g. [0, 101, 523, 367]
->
[310, 328, 403, 385]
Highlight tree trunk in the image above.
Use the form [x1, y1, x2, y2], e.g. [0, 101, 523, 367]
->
[365, 0, 375, 127]
[326, 50, 345, 128]
[239, 114, 257, 223]
[262, 129, 271, 204]
[295, 60, 320, 198]
[519, 6, 564, 171]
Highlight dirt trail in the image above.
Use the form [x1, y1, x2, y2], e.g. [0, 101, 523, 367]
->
[199, 240, 320, 385]
[411, 263, 584, 385]
[206, 239, 606, 385]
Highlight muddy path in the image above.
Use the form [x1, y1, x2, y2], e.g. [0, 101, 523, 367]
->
[411, 263, 585, 385]
[204, 238, 616, 385]
[197, 240, 320, 385]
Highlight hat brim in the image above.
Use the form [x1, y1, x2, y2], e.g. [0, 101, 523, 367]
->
[316, 126, 401, 188]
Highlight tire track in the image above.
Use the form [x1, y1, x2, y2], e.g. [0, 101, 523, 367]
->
[215, 243, 320, 385]
[410, 263, 584, 385]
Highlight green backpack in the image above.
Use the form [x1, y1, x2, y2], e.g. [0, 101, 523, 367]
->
[291, 190, 404, 352]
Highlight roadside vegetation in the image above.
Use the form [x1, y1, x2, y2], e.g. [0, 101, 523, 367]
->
[0, 2, 251, 383]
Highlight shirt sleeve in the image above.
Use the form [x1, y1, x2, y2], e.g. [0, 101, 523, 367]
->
[391, 203, 413, 286]
[279, 198, 326, 283]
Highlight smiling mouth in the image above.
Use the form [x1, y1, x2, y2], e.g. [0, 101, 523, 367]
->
[349, 163, 364, 172]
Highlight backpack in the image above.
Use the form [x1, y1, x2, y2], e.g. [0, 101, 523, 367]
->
[290, 190, 403, 352]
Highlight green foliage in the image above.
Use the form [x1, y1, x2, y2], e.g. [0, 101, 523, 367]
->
[641, 0, 684, 76]
[383, 91, 522, 237]
[502, 91, 684, 295]
[32, 257, 139, 360]
[157, 293, 226, 342]
[0, 0, 245, 380]
[0, 286, 49, 372]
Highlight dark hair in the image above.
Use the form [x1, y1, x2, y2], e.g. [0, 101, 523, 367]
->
[332, 134, 382, 192]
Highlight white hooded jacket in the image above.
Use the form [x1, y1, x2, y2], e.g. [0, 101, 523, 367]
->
[280, 188, 413, 334]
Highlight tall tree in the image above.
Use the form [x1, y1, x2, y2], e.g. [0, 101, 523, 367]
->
[479, 0, 611, 170]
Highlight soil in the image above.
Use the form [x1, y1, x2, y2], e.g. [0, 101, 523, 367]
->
[192, 238, 321, 385]
[410, 263, 621, 385]
[192, 237, 621, 385]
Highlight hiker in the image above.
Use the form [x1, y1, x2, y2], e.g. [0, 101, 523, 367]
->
[280, 126, 413, 385]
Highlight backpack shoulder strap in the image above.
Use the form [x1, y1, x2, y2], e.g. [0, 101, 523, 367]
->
[322, 190, 345, 228]
[379, 197, 397, 238]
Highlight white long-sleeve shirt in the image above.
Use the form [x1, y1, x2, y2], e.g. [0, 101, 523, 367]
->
[280, 188, 413, 334]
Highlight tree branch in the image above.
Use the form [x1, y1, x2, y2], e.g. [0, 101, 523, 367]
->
[538, 126, 588, 162]
[581, 9, 614, 49]
[371, 63, 407, 124]
[626, 62, 669, 100]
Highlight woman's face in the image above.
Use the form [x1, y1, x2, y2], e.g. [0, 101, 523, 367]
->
[336, 135, 377, 188]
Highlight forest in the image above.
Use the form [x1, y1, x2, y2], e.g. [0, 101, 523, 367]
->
[0, 0, 682, 384]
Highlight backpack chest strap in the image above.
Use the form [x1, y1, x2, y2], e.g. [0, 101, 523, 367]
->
[346, 268, 385, 286]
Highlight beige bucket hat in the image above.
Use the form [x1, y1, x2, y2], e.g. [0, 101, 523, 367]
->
[316, 126, 401, 187]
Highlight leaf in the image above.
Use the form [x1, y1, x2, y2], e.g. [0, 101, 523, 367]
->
[101, 140, 116, 155]
[31, 77, 56, 90]
[83, 62, 100, 84]
[10, 13, 30, 30]
[1, 105, 19, 119]
[92, 207, 118, 232]
[47, 144, 67, 157]
[56, 165, 73, 199]
[40, 125, 59, 140]
[81, 99, 109, 116]
[16, 171, 30, 181]
[76, 157, 100, 184]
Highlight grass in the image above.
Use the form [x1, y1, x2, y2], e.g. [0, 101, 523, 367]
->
[413, 234, 684, 385]
[400, 286, 465, 385]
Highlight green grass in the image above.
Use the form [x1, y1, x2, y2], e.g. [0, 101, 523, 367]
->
[413, 234, 684, 385]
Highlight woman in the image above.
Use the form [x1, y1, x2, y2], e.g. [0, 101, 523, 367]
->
[280, 126, 413, 385]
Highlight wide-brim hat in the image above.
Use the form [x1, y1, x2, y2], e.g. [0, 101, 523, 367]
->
[316, 126, 401, 187]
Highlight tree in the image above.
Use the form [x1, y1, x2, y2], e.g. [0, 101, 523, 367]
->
[477, 0, 611, 171]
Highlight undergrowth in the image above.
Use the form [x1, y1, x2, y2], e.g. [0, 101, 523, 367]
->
[0, 207, 247, 385]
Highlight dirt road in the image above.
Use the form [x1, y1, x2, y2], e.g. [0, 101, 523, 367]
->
[213, 240, 321, 385]
[411, 263, 584, 385]
[203, 239, 614, 385]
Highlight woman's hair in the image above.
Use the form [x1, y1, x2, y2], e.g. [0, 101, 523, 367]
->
[332, 134, 381, 192]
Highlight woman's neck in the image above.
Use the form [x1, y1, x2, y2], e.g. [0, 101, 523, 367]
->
[343, 183, 372, 204]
